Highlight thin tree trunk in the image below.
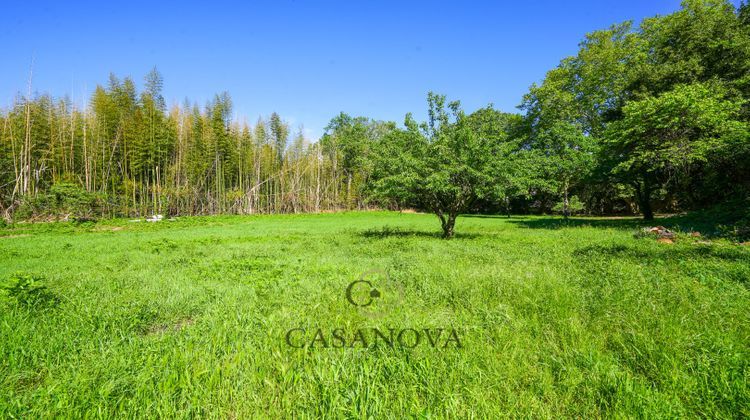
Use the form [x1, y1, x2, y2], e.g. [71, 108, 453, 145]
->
[563, 180, 570, 220]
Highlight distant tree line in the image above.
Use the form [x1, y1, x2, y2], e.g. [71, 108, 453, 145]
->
[0, 68, 389, 219]
[1, 0, 749, 227]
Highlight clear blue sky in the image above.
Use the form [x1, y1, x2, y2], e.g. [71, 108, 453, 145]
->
[1, 1, 739, 139]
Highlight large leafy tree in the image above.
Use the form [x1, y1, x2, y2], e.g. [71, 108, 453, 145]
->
[465, 107, 530, 217]
[519, 22, 642, 214]
[321, 113, 379, 208]
[604, 82, 748, 220]
[371, 93, 499, 238]
[529, 121, 596, 218]
[520, 0, 750, 216]
[521, 22, 643, 138]
[636, 0, 750, 99]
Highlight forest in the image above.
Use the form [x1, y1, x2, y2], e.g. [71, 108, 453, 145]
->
[1, 0, 749, 227]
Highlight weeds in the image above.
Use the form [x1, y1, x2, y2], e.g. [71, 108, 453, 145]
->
[1, 273, 59, 310]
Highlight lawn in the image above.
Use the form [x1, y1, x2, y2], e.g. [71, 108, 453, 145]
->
[0, 212, 748, 417]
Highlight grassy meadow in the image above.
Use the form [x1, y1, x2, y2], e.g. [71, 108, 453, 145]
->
[0, 211, 748, 417]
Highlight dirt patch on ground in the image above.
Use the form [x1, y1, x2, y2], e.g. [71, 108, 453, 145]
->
[0, 234, 31, 239]
[12, 368, 47, 391]
[94, 226, 124, 232]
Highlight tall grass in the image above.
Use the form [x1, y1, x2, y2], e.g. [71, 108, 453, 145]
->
[0, 212, 748, 417]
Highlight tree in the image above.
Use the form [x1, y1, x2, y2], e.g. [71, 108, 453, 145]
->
[3, 0, 750, 223]
[636, 0, 750, 100]
[269, 112, 288, 165]
[464, 107, 529, 217]
[370, 93, 498, 238]
[518, 0, 750, 216]
[528, 121, 596, 218]
[604, 82, 747, 220]
[321, 113, 381, 209]
[144, 67, 166, 112]
[520, 21, 642, 138]
[741, 1, 750, 28]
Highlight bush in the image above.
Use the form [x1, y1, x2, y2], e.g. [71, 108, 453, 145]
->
[14, 194, 51, 220]
[553, 195, 585, 215]
[49, 183, 99, 217]
[718, 216, 750, 242]
[1, 273, 59, 310]
[15, 183, 102, 220]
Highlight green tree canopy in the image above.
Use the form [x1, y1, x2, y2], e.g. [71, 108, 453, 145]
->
[370, 93, 501, 237]
[604, 82, 748, 219]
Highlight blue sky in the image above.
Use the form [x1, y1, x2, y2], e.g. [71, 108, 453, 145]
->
[1, 1, 739, 139]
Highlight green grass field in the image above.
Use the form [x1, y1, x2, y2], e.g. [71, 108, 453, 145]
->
[0, 212, 748, 417]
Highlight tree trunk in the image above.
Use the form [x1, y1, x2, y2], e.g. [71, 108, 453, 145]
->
[438, 212, 457, 238]
[347, 173, 352, 210]
[562, 181, 570, 220]
[634, 177, 654, 221]
[539, 192, 550, 215]
[641, 194, 654, 221]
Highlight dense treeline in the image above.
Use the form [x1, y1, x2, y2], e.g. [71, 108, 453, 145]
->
[1, 0, 749, 223]
[0, 68, 388, 219]
[370, 0, 750, 228]
[515, 0, 750, 219]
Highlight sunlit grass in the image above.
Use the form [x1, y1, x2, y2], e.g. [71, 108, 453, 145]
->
[0, 212, 748, 417]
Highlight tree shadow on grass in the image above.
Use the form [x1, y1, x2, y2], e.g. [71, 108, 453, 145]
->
[461, 214, 517, 219]
[508, 207, 747, 239]
[573, 243, 750, 263]
[510, 216, 647, 231]
[359, 226, 482, 240]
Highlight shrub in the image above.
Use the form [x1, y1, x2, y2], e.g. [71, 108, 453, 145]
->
[1, 273, 59, 310]
[552, 195, 585, 215]
[15, 183, 102, 220]
[49, 183, 99, 217]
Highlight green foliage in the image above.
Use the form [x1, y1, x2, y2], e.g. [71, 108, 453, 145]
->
[521, 0, 750, 220]
[0, 68, 380, 218]
[607, 82, 746, 175]
[667, 197, 750, 241]
[49, 182, 100, 217]
[14, 183, 101, 220]
[464, 108, 532, 209]
[604, 82, 748, 219]
[638, 0, 750, 98]
[1, 0, 749, 232]
[269, 112, 288, 164]
[1, 273, 59, 310]
[370, 93, 501, 237]
[553, 195, 585, 215]
[523, 121, 597, 216]
[320, 113, 389, 209]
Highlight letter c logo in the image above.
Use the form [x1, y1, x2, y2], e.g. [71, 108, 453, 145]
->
[346, 279, 380, 307]
[285, 328, 305, 348]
